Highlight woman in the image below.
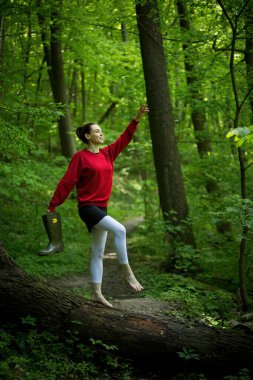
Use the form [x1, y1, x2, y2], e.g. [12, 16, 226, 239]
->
[47, 104, 149, 307]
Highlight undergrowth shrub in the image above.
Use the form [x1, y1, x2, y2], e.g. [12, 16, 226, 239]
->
[0, 317, 133, 380]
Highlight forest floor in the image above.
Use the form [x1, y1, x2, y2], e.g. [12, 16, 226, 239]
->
[50, 216, 172, 318]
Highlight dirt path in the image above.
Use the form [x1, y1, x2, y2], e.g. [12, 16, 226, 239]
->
[50, 217, 172, 317]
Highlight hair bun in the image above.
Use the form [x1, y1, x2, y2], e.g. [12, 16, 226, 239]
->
[76, 126, 83, 139]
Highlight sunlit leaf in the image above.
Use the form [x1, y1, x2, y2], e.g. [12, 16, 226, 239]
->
[226, 127, 252, 139]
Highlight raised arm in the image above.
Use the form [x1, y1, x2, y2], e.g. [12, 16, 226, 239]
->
[106, 104, 149, 161]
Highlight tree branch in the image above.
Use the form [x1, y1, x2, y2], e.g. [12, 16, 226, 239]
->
[244, 162, 253, 172]
[212, 35, 244, 54]
[98, 102, 118, 125]
[216, 0, 234, 30]
[240, 83, 253, 110]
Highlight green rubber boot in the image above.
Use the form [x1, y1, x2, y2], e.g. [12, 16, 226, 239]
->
[37, 212, 64, 256]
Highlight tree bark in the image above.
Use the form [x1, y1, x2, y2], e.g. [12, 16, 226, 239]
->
[50, 3, 75, 157]
[1, 244, 253, 377]
[36, 0, 76, 157]
[136, 0, 196, 249]
[176, 0, 212, 158]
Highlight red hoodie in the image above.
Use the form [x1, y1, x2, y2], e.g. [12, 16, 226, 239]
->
[48, 119, 139, 212]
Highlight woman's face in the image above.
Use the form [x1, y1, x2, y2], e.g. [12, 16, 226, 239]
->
[85, 124, 104, 145]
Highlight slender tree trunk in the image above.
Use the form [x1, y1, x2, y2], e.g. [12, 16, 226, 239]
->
[22, 1, 32, 87]
[177, 0, 233, 236]
[0, 15, 4, 99]
[240, 5, 253, 307]
[50, 3, 75, 157]
[0, 15, 4, 74]
[69, 68, 78, 118]
[35, 56, 46, 99]
[176, 0, 219, 196]
[136, 0, 196, 251]
[21, 3, 32, 129]
[245, 5, 253, 123]
[121, 22, 128, 42]
[1, 244, 253, 377]
[36, 0, 53, 89]
[81, 67, 86, 122]
[176, 0, 212, 159]
[36, 0, 75, 157]
[238, 148, 248, 310]
[216, 0, 252, 310]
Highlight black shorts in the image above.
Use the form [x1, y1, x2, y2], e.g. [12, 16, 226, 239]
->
[78, 205, 107, 233]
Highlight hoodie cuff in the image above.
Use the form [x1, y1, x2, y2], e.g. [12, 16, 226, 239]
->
[48, 204, 56, 213]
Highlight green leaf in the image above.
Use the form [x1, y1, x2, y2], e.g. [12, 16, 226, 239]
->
[226, 127, 252, 139]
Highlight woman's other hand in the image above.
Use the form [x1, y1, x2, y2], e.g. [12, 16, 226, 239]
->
[133, 104, 149, 121]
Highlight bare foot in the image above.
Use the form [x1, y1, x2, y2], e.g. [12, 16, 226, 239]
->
[120, 264, 144, 292]
[92, 294, 113, 308]
[126, 275, 144, 292]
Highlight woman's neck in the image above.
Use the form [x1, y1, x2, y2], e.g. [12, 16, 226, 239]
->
[87, 143, 99, 154]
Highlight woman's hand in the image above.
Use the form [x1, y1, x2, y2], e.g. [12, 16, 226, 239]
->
[133, 104, 149, 121]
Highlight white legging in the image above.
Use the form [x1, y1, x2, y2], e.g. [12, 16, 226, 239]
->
[90, 215, 128, 283]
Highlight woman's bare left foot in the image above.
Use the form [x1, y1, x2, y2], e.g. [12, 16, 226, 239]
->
[126, 275, 144, 292]
[119, 263, 144, 292]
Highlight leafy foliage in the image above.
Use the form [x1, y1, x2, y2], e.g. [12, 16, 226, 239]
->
[0, 318, 133, 380]
[1, 0, 253, 378]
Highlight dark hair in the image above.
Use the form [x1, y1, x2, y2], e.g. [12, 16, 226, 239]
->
[76, 123, 95, 144]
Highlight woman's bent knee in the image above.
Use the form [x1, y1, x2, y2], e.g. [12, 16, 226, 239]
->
[116, 224, 126, 238]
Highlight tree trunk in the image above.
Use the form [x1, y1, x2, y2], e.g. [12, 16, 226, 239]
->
[0, 15, 4, 99]
[121, 22, 128, 42]
[176, 0, 212, 158]
[69, 68, 78, 118]
[238, 146, 249, 310]
[81, 68, 86, 122]
[216, 0, 252, 311]
[176, 0, 233, 236]
[0, 15, 4, 74]
[176, 0, 219, 195]
[36, 0, 75, 157]
[136, 0, 196, 249]
[245, 4, 253, 123]
[50, 3, 75, 157]
[0, 244, 253, 377]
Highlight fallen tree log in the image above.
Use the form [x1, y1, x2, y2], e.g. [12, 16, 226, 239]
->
[0, 243, 253, 378]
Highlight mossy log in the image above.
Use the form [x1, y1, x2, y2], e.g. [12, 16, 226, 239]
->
[0, 244, 253, 377]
